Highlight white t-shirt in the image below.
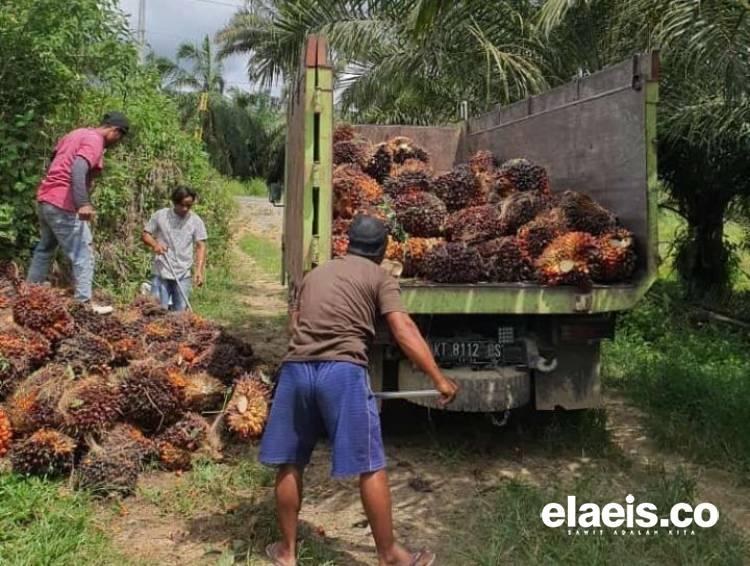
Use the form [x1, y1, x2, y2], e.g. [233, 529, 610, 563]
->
[144, 208, 207, 280]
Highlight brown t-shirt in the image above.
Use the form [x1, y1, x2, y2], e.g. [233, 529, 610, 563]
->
[285, 254, 406, 366]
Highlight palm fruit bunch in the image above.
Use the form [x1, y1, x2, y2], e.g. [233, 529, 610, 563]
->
[13, 284, 75, 341]
[332, 235, 350, 258]
[333, 123, 356, 144]
[444, 205, 504, 245]
[68, 303, 140, 364]
[402, 238, 443, 278]
[422, 243, 485, 283]
[189, 331, 254, 383]
[157, 441, 193, 471]
[555, 190, 616, 235]
[591, 228, 637, 282]
[77, 450, 139, 497]
[6, 365, 70, 434]
[469, 150, 497, 175]
[388, 136, 429, 165]
[516, 209, 568, 260]
[0, 325, 51, 398]
[333, 138, 370, 169]
[495, 158, 550, 197]
[536, 232, 598, 289]
[226, 373, 272, 441]
[498, 191, 549, 235]
[392, 191, 447, 238]
[385, 237, 405, 263]
[10, 428, 76, 476]
[57, 377, 122, 435]
[433, 164, 485, 211]
[383, 160, 432, 197]
[0, 261, 21, 310]
[477, 237, 531, 282]
[157, 412, 209, 452]
[119, 361, 184, 431]
[181, 371, 226, 412]
[54, 331, 114, 376]
[333, 165, 384, 219]
[365, 143, 394, 183]
[100, 423, 158, 468]
[0, 407, 12, 456]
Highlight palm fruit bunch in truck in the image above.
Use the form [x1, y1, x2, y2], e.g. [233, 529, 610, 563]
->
[281, 36, 659, 412]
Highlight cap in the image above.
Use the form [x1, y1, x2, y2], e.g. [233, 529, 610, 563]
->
[102, 111, 130, 135]
[347, 214, 388, 260]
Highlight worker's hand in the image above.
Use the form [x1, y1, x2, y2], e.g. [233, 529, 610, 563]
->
[194, 270, 205, 287]
[77, 204, 96, 221]
[152, 243, 168, 255]
[435, 375, 459, 407]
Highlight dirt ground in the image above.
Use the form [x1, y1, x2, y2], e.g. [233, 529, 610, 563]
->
[101, 198, 750, 565]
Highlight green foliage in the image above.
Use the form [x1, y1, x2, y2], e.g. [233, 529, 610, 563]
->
[0, 473, 131, 565]
[239, 234, 282, 278]
[603, 281, 750, 476]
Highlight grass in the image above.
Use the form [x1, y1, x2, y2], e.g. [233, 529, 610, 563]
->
[451, 465, 747, 565]
[223, 177, 269, 198]
[239, 233, 282, 279]
[191, 265, 248, 330]
[0, 473, 132, 566]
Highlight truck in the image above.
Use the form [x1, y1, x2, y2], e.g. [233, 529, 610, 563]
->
[278, 35, 659, 412]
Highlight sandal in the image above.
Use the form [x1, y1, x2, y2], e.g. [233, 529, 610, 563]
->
[265, 542, 295, 566]
[410, 549, 436, 566]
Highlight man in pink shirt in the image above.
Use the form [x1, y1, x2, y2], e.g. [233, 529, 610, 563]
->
[27, 112, 129, 313]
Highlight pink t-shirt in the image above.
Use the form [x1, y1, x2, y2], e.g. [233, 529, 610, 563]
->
[36, 128, 105, 212]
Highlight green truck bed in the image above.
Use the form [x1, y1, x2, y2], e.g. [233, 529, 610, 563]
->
[283, 36, 659, 315]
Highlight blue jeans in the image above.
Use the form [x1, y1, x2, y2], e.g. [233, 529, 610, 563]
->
[27, 203, 94, 302]
[151, 275, 192, 311]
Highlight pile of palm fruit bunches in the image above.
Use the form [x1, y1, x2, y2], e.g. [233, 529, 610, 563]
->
[332, 124, 637, 288]
[0, 261, 272, 498]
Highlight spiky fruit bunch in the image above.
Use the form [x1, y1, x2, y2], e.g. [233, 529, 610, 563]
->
[100, 424, 157, 467]
[422, 243, 485, 283]
[110, 337, 144, 365]
[182, 371, 226, 412]
[0, 325, 51, 397]
[591, 228, 637, 282]
[365, 143, 393, 183]
[498, 191, 549, 235]
[119, 362, 184, 431]
[333, 165, 384, 219]
[0, 261, 21, 309]
[157, 413, 209, 452]
[333, 123, 356, 144]
[433, 164, 485, 211]
[157, 442, 193, 471]
[476, 237, 531, 282]
[190, 332, 254, 383]
[383, 160, 432, 197]
[6, 365, 70, 434]
[58, 377, 122, 435]
[469, 150, 497, 174]
[385, 237, 405, 263]
[495, 158, 550, 197]
[332, 234, 349, 258]
[444, 205, 504, 245]
[77, 452, 139, 497]
[332, 217, 352, 237]
[392, 191, 447, 238]
[333, 139, 370, 169]
[226, 374, 272, 441]
[55, 332, 114, 375]
[0, 407, 12, 456]
[13, 285, 74, 341]
[10, 429, 76, 476]
[554, 190, 617, 235]
[536, 232, 597, 288]
[516, 209, 568, 260]
[402, 238, 443, 278]
[388, 136, 429, 165]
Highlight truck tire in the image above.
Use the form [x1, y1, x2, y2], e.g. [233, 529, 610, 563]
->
[398, 362, 531, 412]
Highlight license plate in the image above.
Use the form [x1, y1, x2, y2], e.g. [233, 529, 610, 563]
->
[430, 340, 504, 365]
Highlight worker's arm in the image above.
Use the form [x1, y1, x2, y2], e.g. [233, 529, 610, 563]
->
[142, 230, 167, 255]
[72, 157, 95, 221]
[385, 311, 459, 406]
[288, 308, 300, 336]
[194, 240, 207, 287]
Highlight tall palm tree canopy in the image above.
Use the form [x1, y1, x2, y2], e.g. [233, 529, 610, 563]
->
[177, 35, 226, 94]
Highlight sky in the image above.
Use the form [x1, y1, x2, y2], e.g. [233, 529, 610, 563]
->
[118, 0, 256, 92]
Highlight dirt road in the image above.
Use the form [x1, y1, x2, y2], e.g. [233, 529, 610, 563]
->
[103, 197, 750, 565]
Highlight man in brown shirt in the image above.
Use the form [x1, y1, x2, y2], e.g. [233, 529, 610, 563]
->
[261, 215, 458, 566]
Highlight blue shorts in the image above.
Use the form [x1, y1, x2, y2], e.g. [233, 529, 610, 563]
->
[259, 361, 386, 478]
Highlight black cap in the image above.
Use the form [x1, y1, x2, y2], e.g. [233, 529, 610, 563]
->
[102, 111, 130, 135]
[347, 214, 388, 260]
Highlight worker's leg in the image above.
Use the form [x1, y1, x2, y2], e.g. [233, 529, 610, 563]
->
[360, 469, 413, 566]
[27, 204, 59, 284]
[151, 275, 171, 309]
[170, 276, 192, 311]
[259, 362, 323, 565]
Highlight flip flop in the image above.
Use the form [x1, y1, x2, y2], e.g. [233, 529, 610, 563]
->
[265, 542, 295, 566]
[410, 549, 436, 566]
